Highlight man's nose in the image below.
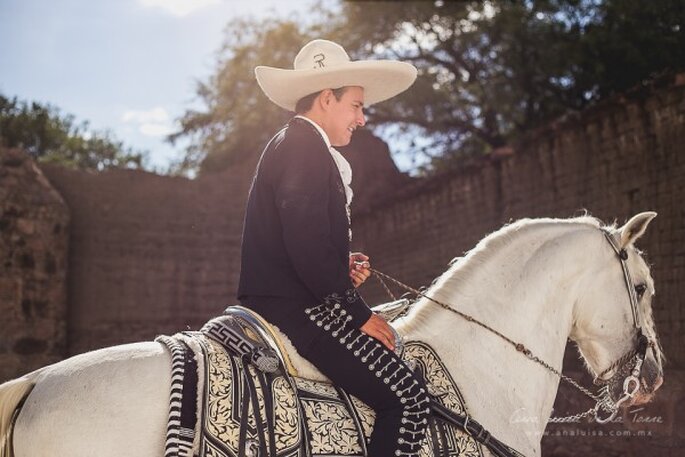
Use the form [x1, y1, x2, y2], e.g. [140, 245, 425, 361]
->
[357, 112, 366, 127]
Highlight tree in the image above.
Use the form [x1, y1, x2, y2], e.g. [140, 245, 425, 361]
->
[333, 0, 684, 173]
[576, 0, 685, 99]
[0, 94, 145, 171]
[168, 17, 322, 175]
[171, 0, 684, 176]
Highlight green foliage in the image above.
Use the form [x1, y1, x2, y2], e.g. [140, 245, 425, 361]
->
[335, 0, 683, 174]
[168, 16, 321, 175]
[577, 0, 685, 99]
[0, 94, 145, 171]
[172, 0, 684, 176]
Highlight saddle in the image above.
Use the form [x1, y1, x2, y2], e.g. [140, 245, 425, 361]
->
[156, 304, 511, 457]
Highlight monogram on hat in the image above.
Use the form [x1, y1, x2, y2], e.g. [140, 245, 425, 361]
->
[255, 39, 417, 112]
[294, 40, 349, 70]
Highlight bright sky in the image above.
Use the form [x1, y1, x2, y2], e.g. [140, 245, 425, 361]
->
[0, 0, 317, 174]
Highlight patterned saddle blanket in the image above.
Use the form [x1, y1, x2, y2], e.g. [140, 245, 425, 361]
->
[156, 305, 485, 457]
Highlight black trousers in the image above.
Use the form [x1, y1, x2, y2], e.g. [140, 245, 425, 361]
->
[297, 303, 431, 457]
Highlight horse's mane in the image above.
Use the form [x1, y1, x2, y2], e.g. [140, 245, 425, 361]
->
[412, 214, 664, 366]
[432, 215, 608, 291]
[398, 215, 608, 334]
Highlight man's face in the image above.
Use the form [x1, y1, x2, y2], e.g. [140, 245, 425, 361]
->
[322, 86, 366, 147]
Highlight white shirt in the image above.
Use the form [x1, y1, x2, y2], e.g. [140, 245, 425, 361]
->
[294, 115, 354, 206]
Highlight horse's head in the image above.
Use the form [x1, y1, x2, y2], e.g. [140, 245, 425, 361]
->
[570, 211, 663, 409]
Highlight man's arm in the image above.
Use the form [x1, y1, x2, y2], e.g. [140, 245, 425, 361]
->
[273, 136, 372, 329]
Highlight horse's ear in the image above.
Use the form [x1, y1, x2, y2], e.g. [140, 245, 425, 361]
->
[618, 211, 657, 248]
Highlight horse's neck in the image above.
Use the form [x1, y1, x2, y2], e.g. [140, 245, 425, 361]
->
[397, 224, 588, 457]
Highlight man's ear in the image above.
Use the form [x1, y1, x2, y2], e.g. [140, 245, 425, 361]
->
[318, 89, 333, 110]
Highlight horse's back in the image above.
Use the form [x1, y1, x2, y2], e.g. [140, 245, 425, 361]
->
[14, 341, 171, 457]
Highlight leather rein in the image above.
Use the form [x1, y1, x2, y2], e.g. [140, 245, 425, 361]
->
[367, 227, 655, 455]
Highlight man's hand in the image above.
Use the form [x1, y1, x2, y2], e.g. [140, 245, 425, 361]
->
[349, 252, 371, 287]
[360, 313, 396, 351]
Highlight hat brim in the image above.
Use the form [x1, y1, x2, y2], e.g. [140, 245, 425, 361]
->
[255, 60, 417, 112]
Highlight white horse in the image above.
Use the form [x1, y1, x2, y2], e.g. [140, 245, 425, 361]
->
[0, 213, 664, 457]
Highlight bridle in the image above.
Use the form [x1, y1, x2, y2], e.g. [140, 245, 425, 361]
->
[369, 227, 656, 424]
[592, 228, 655, 423]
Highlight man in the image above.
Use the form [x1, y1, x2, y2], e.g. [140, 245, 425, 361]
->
[238, 39, 429, 457]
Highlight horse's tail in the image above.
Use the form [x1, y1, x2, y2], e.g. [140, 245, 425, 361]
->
[0, 377, 34, 457]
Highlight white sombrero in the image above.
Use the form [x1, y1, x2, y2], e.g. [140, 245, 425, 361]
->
[255, 39, 417, 112]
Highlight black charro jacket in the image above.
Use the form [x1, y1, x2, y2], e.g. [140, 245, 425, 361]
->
[237, 117, 372, 349]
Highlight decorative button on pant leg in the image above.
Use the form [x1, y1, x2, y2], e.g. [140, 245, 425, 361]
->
[302, 303, 430, 457]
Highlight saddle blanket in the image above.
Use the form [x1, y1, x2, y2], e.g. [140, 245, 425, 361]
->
[157, 317, 484, 457]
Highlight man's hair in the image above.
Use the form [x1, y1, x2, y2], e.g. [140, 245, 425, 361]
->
[294, 87, 348, 114]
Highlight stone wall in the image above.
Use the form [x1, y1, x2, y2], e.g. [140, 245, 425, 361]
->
[34, 129, 405, 358]
[351, 74, 685, 454]
[354, 74, 685, 370]
[37, 164, 250, 356]
[0, 148, 69, 381]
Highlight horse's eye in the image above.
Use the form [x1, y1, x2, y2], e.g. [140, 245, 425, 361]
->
[635, 284, 647, 299]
